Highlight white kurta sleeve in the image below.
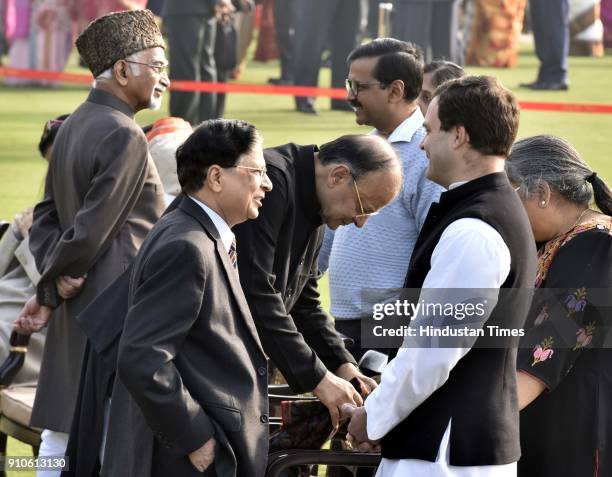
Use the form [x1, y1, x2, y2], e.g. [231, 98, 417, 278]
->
[365, 218, 511, 440]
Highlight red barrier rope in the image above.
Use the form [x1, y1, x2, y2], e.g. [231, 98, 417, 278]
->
[2, 66, 612, 114]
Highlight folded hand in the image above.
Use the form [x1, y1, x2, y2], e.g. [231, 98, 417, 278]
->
[189, 436, 216, 473]
[340, 404, 380, 452]
[56, 274, 87, 300]
[14, 295, 52, 334]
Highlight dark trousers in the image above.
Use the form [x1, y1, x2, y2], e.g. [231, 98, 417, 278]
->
[165, 14, 218, 124]
[215, 69, 230, 118]
[274, 0, 298, 82]
[293, 0, 361, 109]
[146, 0, 164, 16]
[334, 318, 368, 362]
[391, 0, 462, 64]
[530, 0, 569, 84]
[367, 0, 380, 37]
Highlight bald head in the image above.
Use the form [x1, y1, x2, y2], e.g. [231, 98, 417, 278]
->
[315, 134, 402, 229]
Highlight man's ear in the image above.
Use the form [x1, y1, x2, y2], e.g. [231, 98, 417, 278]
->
[453, 125, 470, 149]
[387, 79, 406, 103]
[114, 60, 129, 86]
[328, 164, 351, 188]
[206, 165, 223, 192]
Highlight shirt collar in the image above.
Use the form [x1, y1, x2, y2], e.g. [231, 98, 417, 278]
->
[372, 107, 424, 143]
[188, 196, 235, 253]
[294, 145, 323, 226]
[87, 88, 135, 118]
[438, 173, 511, 208]
[448, 181, 468, 190]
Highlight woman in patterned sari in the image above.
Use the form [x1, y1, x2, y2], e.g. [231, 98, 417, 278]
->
[506, 135, 612, 476]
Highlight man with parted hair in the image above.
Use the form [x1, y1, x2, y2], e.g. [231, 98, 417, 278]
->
[14, 10, 169, 474]
[320, 38, 443, 364]
[343, 76, 537, 476]
[101, 119, 273, 477]
[234, 133, 404, 427]
[419, 60, 465, 115]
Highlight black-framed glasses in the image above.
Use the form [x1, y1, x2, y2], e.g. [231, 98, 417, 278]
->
[345, 78, 385, 96]
[235, 165, 268, 179]
[350, 172, 378, 218]
[124, 60, 169, 75]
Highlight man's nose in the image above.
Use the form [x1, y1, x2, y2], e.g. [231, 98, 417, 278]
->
[353, 215, 369, 228]
[261, 173, 273, 192]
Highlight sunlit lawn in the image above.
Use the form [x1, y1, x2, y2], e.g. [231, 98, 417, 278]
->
[1, 40, 611, 476]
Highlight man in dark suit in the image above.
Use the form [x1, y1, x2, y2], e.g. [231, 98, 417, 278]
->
[101, 119, 273, 477]
[235, 134, 404, 426]
[268, 0, 297, 85]
[292, 0, 361, 114]
[163, 0, 234, 123]
[14, 10, 169, 470]
[520, 0, 570, 90]
[391, 0, 462, 65]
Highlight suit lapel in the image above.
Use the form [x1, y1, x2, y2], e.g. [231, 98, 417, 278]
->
[178, 196, 266, 358]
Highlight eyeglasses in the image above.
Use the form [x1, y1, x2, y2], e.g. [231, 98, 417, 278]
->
[124, 60, 169, 75]
[350, 172, 378, 218]
[345, 78, 385, 97]
[235, 165, 268, 179]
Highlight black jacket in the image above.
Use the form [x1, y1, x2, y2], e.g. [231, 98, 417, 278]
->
[382, 172, 537, 466]
[102, 196, 269, 477]
[234, 143, 355, 393]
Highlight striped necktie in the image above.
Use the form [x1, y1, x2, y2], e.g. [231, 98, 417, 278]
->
[228, 238, 238, 269]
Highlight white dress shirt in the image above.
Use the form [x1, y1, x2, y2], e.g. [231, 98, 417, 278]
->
[364, 216, 517, 477]
[188, 196, 235, 253]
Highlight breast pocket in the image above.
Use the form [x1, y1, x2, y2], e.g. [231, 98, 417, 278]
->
[202, 402, 242, 433]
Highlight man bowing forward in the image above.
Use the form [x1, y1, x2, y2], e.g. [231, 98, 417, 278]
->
[102, 119, 273, 477]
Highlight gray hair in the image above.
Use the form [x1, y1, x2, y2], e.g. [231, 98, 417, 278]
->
[507, 135, 612, 215]
[93, 50, 146, 85]
[318, 134, 400, 180]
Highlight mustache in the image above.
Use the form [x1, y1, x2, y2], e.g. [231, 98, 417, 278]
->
[349, 99, 361, 109]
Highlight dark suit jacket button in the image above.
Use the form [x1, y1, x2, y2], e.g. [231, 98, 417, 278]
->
[260, 414, 268, 424]
[257, 366, 267, 376]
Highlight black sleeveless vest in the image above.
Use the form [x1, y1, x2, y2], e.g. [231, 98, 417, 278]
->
[381, 172, 537, 466]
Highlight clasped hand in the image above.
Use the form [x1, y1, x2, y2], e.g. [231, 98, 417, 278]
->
[313, 363, 377, 429]
[340, 404, 381, 453]
[14, 295, 52, 334]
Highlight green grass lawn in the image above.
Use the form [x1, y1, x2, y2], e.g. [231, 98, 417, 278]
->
[1, 43, 612, 219]
[0, 42, 611, 475]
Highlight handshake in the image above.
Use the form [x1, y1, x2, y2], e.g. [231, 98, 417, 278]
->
[340, 404, 381, 453]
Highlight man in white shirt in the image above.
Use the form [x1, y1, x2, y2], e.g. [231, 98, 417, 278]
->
[342, 76, 537, 477]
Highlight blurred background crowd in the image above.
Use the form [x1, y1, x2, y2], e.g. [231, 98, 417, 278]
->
[1, 0, 611, 114]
